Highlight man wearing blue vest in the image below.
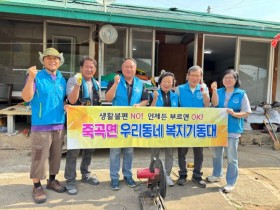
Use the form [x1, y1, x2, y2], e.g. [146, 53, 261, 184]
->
[175, 65, 210, 188]
[22, 48, 66, 204]
[105, 58, 148, 191]
[64, 56, 101, 195]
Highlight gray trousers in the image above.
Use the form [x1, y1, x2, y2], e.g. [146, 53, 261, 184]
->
[64, 149, 95, 181]
[150, 148, 173, 176]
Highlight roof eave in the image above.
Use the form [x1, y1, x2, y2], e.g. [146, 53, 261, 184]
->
[0, 2, 277, 38]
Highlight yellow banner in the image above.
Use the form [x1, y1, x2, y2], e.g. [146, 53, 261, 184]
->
[67, 106, 228, 149]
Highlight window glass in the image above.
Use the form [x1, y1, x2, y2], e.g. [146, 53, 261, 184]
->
[239, 41, 270, 105]
[132, 29, 153, 78]
[47, 23, 90, 78]
[0, 19, 42, 90]
[104, 28, 126, 75]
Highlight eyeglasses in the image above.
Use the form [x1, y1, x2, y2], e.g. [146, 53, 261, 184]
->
[223, 76, 235, 80]
[83, 65, 96, 70]
[188, 74, 201, 78]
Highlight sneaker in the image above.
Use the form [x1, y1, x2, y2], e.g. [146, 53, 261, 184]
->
[46, 179, 66, 193]
[65, 180, 77, 195]
[206, 175, 221, 183]
[81, 173, 99, 185]
[111, 179, 120, 191]
[32, 186, 47, 204]
[166, 176, 174, 186]
[177, 176, 187, 186]
[222, 184, 235, 193]
[124, 176, 136, 188]
[192, 176, 206, 188]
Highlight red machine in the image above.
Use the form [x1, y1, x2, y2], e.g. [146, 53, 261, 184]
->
[137, 158, 167, 210]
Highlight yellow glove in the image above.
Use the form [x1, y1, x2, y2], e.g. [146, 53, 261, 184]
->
[75, 73, 82, 86]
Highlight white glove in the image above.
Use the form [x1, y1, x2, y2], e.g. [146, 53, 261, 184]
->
[74, 73, 82, 86]
[200, 83, 208, 95]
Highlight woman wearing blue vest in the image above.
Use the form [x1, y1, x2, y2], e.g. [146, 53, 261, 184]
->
[105, 58, 148, 191]
[206, 69, 251, 193]
[175, 65, 210, 188]
[22, 48, 66, 204]
[150, 71, 179, 186]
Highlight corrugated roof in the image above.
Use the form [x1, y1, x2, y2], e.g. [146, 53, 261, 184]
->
[0, 0, 280, 38]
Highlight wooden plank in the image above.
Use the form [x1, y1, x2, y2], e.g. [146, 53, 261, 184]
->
[0, 104, 31, 116]
[263, 120, 277, 143]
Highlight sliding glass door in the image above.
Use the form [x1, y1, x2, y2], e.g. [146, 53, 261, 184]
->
[237, 39, 272, 106]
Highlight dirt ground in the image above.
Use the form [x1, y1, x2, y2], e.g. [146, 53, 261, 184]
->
[0, 128, 280, 210]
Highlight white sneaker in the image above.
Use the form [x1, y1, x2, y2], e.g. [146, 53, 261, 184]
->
[206, 175, 221, 183]
[222, 184, 235, 193]
[166, 176, 174, 186]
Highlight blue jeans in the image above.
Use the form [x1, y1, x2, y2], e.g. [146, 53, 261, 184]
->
[110, 148, 134, 180]
[212, 137, 239, 186]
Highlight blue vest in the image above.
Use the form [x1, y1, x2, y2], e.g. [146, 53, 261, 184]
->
[112, 76, 144, 106]
[152, 90, 179, 107]
[75, 78, 100, 106]
[178, 82, 204, 107]
[30, 69, 66, 125]
[217, 87, 245, 133]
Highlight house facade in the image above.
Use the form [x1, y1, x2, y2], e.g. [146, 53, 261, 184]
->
[0, 0, 280, 105]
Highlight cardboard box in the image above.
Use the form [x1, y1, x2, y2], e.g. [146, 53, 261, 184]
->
[0, 116, 7, 126]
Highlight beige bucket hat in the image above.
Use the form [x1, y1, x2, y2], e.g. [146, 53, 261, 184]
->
[39, 48, 64, 66]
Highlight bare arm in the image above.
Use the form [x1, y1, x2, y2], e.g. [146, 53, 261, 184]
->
[227, 93, 251, 118]
[211, 81, 218, 107]
[105, 75, 120, 102]
[67, 84, 80, 104]
[135, 100, 149, 107]
[22, 66, 37, 102]
[203, 93, 210, 107]
[200, 83, 210, 107]
[227, 109, 250, 118]
[150, 91, 158, 106]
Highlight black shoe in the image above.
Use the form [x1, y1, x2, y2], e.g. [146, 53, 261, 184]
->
[192, 176, 206, 188]
[110, 179, 120, 191]
[177, 175, 187, 186]
[124, 176, 136, 188]
[177, 178, 187, 186]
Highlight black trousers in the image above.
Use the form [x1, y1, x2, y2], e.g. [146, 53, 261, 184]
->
[178, 147, 204, 178]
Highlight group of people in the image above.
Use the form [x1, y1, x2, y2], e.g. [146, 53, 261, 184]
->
[22, 47, 251, 204]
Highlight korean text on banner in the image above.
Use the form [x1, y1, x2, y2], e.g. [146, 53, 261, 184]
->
[67, 106, 228, 149]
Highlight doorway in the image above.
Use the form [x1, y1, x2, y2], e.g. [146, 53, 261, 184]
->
[156, 31, 195, 86]
[203, 35, 236, 89]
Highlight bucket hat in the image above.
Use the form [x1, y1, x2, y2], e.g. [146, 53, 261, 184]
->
[39, 48, 64, 66]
